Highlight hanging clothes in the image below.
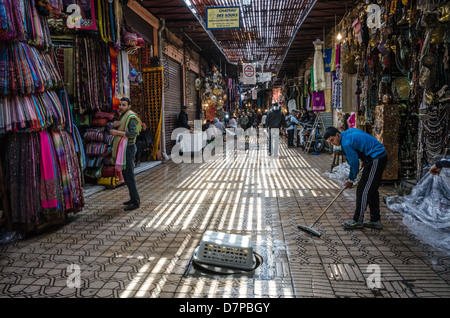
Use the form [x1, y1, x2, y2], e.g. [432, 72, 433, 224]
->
[323, 48, 333, 73]
[312, 39, 326, 92]
[312, 91, 325, 112]
[39, 130, 59, 209]
[332, 69, 342, 109]
[6, 133, 42, 226]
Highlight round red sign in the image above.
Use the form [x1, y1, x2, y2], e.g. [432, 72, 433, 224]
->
[244, 65, 255, 77]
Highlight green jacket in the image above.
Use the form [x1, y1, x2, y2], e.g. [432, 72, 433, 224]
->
[119, 110, 141, 145]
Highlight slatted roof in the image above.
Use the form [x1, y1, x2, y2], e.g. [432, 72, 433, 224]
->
[138, 0, 357, 86]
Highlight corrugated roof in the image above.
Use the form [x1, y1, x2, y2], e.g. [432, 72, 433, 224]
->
[139, 0, 356, 84]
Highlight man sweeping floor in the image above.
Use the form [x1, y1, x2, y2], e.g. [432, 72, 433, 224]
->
[324, 127, 387, 230]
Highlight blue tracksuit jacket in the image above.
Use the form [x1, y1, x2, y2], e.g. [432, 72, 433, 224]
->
[340, 128, 386, 181]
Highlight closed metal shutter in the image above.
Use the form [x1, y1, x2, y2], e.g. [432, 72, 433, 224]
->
[321, 112, 332, 130]
[186, 70, 199, 127]
[163, 55, 182, 155]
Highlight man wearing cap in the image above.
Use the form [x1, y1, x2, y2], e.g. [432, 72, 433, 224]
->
[178, 105, 191, 130]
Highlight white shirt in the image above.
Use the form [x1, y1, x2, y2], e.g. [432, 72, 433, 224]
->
[261, 115, 267, 125]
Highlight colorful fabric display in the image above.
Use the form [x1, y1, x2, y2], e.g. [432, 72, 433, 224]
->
[39, 130, 59, 209]
[51, 129, 84, 213]
[0, 90, 67, 132]
[6, 133, 42, 225]
[94, 111, 114, 121]
[85, 142, 108, 156]
[17, 0, 53, 49]
[0, 0, 26, 42]
[72, 123, 86, 170]
[74, 36, 113, 112]
[100, 165, 119, 177]
[58, 90, 73, 133]
[103, 133, 114, 145]
[0, 41, 62, 95]
[83, 130, 104, 142]
[6, 129, 84, 228]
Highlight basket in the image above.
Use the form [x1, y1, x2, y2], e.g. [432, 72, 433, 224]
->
[193, 231, 256, 270]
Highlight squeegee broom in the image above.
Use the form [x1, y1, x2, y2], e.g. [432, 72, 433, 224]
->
[297, 186, 346, 237]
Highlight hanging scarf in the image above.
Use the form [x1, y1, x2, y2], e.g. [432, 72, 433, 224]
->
[39, 130, 58, 209]
[58, 89, 73, 132]
[6, 133, 41, 226]
[109, 43, 119, 110]
[72, 123, 86, 170]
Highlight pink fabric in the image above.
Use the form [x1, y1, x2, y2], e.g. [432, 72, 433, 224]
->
[347, 113, 356, 128]
[39, 131, 58, 208]
[114, 136, 128, 169]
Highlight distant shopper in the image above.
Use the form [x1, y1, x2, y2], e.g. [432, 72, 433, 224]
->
[214, 117, 225, 134]
[266, 103, 284, 156]
[228, 116, 237, 129]
[202, 120, 211, 131]
[306, 110, 316, 125]
[285, 111, 301, 147]
[177, 105, 191, 130]
[261, 113, 267, 128]
[324, 127, 387, 230]
[238, 111, 249, 130]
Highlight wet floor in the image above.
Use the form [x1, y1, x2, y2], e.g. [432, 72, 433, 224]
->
[0, 135, 449, 298]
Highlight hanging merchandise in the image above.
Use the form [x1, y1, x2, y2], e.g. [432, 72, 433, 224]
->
[5, 130, 84, 231]
[0, 41, 62, 96]
[332, 68, 342, 109]
[422, 104, 449, 164]
[142, 66, 163, 160]
[0, 0, 86, 234]
[312, 38, 326, 92]
[312, 91, 325, 112]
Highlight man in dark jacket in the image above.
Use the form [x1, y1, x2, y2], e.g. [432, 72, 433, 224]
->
[177, 105, 191, 130]
[266, 103, 284, 156]
[135, 122, 154, 167]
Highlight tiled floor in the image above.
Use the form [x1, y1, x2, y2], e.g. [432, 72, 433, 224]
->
[0, 134, 449, 298]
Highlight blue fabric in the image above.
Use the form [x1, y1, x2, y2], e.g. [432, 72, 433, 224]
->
[340, 128, 386, 181]
[285, 115, 301, 130]
[323, 48, 332, 72]
[436, 158, 450, 169]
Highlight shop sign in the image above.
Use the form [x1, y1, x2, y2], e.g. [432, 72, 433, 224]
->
[242, 63, 256, 84]
[257, 72, 272, 83]
[206, 6, 241, 30]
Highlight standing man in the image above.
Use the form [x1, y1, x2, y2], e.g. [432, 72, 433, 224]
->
[238, 111, 248, 130]
[266, 102, 284, 156]
[178, 105, 191, 130]
[324, 127, 387, 229]
[285, 111, 301, 148]
[110, 97, 142, 211]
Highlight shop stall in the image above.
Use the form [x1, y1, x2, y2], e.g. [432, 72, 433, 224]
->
[295, 0, 449, 183]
